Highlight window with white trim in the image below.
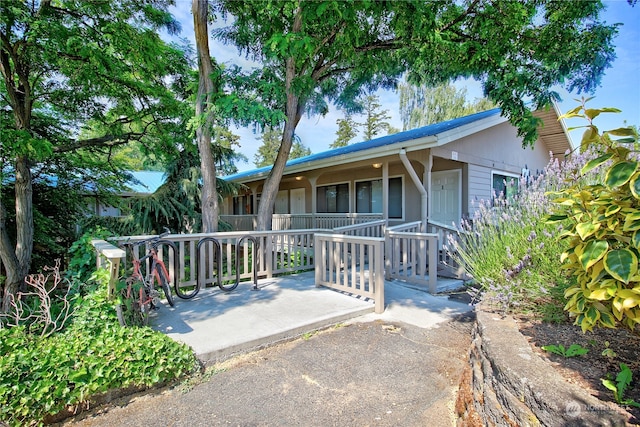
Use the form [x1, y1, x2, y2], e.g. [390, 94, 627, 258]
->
[492, 172, 519, 203]
[317, 183, 349, 213]
[356, 177, 403, 218]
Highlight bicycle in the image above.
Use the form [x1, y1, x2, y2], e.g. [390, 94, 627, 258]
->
[116, 231, 176, 327]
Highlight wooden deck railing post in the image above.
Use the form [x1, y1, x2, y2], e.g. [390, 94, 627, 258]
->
[91, 239, 125, 301]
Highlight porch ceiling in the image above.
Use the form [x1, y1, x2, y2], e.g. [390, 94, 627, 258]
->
[533, 108, 572, 158]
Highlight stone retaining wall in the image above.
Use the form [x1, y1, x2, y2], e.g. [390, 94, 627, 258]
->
[456, 310, 629, 426]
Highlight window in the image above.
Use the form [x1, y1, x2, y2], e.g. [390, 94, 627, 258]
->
[388, 177, 403, 218]
[317, 183, 349, 213]
[355, 177, 403, 218]
[492, 173, 519, 203]
[233, 195, 252, 215]
[356, 180, 382, 213]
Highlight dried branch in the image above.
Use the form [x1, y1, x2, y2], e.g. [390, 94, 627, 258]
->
[0, 260, 74, 337]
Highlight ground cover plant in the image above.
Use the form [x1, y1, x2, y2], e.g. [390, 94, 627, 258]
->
[0, 232, 198, 426]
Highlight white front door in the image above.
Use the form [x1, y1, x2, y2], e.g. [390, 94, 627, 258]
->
[431, 170, 461, 226]
[290, 188, 306, 214]
[275, 190, 289, 214]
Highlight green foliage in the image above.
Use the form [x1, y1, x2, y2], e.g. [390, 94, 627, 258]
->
[0, 278, 198, 427]
[602, 341, 618, 359]
[399, 82, 496, 131]
[541, 343, 589, 358]
[602, 364, 640, 408]
[254, 127, 310, 167]
[547, 100, 640, 334]
[331, 115, 358, 148]
[449, 155, 575, 317]
[1, 180, 86, 273]
[67, 228, 113, 283]
[1, 0, 193, 304]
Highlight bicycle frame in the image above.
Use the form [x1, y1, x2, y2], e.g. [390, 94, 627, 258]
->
[117, 230, 176, 326]
[129, 244, 171, 305]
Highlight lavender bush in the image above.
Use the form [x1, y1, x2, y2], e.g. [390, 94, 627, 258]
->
[448, 147, 603, 319]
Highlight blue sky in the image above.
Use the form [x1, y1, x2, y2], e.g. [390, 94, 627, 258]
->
[169, 1, 639, 172]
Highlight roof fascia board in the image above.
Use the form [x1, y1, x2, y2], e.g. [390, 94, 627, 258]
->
[284, 135, 438, 172]
[227, 112, 511, 184]
[430, 114, 508, 148]
[228, 135, 438, 183]
[552, 100, 574, 149]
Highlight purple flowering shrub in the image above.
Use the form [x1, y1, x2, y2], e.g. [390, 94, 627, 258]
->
[448, 146, 603, 319]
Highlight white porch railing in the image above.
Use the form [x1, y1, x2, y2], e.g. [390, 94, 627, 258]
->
[114, 229, 320, 293]
[93, 218, 452, 306]
[426, 220, 465, 278]
[332, 219, 387, 238]
[314, 233, 385, 313]
[220, 213, 384, 231]
[385, 226, 439, 293]
[220, 215, 256, 231]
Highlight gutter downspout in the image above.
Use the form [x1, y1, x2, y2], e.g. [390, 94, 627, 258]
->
[399, 149, 428, 232]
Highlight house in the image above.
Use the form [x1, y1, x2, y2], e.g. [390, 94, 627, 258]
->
[99, 106, 569, 301]
[86, 171, 166, 217]
[220, 105, 571, 231]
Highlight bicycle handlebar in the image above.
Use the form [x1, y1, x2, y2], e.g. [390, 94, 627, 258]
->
[121, 228, 172, 250]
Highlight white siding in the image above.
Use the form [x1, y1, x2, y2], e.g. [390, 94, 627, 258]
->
[467, 164, 492, 218]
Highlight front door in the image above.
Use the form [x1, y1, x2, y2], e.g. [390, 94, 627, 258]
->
[275, 190, 289, 214]
[431, 170, 461, 226]
[290, 188, 306, 214]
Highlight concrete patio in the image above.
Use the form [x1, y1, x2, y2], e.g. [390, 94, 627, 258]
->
[150, 270, 470, 364]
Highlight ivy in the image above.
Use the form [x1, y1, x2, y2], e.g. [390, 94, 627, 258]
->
[0, 280, 198, 426]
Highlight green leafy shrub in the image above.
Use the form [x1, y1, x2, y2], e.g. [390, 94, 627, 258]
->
[547, 100, 640, 333]
[0, 276, 198, 426]
[67, 227, 114, 283]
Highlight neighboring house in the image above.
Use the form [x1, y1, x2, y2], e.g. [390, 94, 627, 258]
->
[86, 171, 166, 217]
[221, 105, 571, 230]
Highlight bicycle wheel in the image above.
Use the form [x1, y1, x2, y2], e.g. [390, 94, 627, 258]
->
[116, 283, 149, 327]
[155, 264, 175, 306]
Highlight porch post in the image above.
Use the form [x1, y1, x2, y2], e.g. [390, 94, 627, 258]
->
[425, 151, 433, 224]
[399, 149, 428, 232]
[382, 162, 388, 221]
[309, 176, 318, 228]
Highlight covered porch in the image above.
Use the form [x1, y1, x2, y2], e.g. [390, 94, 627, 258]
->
[95, 219, 465, 325]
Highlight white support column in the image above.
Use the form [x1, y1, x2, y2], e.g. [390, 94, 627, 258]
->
[309, 176, 318, 228]
[425, 151, 433, 222]
[382, 162, 389, 221]
[399, 149, 428, 232]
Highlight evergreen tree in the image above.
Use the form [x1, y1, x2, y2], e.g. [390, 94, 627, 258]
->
[361, 95, 393, 141]
[399, 82, 496, 130]
[255, 128, 310, 167]
[331, 115, 358, 148]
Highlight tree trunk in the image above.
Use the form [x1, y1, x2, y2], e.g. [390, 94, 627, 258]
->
[255, 7, 305, 231]
[0, 156, 33, 312]
[192, 0, 218, 233]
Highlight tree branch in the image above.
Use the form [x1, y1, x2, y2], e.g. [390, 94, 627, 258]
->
[51, 132, 144, 153]
[438, 0, 481, 33]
